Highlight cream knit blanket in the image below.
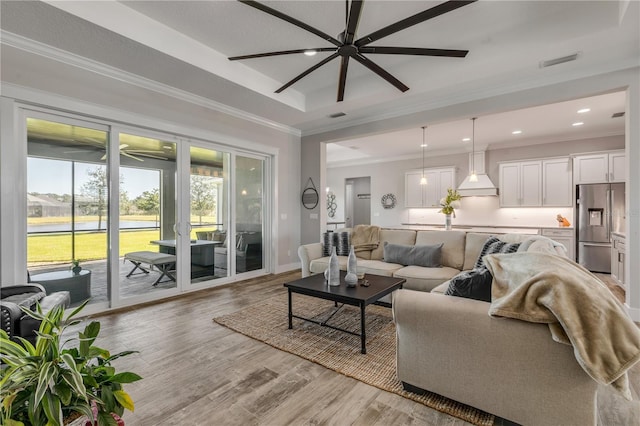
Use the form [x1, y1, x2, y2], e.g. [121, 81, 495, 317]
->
[485, 252, 640, 400]
[351, 225, 380, 253]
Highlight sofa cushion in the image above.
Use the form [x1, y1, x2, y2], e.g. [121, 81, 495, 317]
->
[444, 268, 494, 302]
[415, 230, 466, 270]
[474, 237, 521, 269]
[309, 256, 349, 275]
[355, 259, 405, 277]
[383, 242, 443, 267]
[393, 265, 460, 292]
[370, 229, 416, 261]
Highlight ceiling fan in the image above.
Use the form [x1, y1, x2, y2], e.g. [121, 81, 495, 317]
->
[229, 0, 477, 102]
[65, 139, 168, 162]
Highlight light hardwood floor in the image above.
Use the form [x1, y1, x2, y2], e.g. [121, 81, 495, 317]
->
[83, 271, 639, 426]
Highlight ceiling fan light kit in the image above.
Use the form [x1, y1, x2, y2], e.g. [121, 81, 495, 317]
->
[230, 0, 476, 102]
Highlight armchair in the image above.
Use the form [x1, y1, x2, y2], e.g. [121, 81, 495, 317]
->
[1, 284, 70, 343]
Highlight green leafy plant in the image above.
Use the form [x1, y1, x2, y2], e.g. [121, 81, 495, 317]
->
[438, 188, 462, 216]
[0, 301, 141, 426]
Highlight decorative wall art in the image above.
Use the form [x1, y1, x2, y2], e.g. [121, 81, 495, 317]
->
[301, 177, 319, 210]
[327, 192, 337, 218]
[381, 193, 397, 209]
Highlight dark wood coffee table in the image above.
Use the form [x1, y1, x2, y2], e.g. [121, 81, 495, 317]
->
[283, 271, 405, 354]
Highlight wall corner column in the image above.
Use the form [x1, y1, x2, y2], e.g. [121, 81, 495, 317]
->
[625, 76, 640, 321]
[300, 139, 326, 245]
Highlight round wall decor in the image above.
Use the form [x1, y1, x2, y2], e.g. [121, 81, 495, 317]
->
[301, 177, 319, 210]
[327, 193, 337, 218]
[381, 193, 396, 209]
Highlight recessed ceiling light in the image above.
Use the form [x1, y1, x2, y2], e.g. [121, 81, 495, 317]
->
[420, 144, 428, 148]
[572, 122, 584, 126]
[577, 108, 591, 114]
[462, 137, 471, 142]
[512, 130, 522, 135]
[303, 50, 317, 56]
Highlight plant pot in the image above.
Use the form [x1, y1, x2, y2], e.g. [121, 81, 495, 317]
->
[72, 266, 82, 275]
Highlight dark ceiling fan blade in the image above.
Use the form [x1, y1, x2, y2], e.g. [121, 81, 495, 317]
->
[275, 52, 340, 93]
[229, 47, 336, 61]
[355, 0, 477, 47]
[358, 46, 468, 57]
[344, 0, 364, 45]
[238, 1, 342, 47]
[337, 56, 350, 102]
[352, 53, 409, 93]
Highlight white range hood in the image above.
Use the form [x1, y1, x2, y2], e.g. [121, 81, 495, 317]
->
[457, 152, 498, 197]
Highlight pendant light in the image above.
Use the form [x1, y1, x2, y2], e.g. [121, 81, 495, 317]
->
[420, 126, 427, 185]
[469, 117, 478, 182]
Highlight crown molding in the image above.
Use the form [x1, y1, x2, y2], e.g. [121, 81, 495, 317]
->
[1, 31, 301, 138]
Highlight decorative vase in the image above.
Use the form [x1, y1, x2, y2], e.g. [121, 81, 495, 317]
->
[345, 245, 358, 287]
[444, 214, 452, 231]
[72, 266, 82, 275]
[328, 246, 340, 286]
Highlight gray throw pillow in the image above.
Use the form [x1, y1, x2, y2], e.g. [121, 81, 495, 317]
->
[383, 242, 443, 267]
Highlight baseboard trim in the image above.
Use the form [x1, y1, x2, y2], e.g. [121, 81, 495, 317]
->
[625, 304, 640, 322]
[275, 262, 301, 274]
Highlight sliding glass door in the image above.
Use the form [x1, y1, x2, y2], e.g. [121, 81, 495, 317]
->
[22, 109, 270, 310]
[234, 154, 265, 274]
[188, 145, 230, 284]
[118, 132, 179, 298]
[26, 116, 109, 307]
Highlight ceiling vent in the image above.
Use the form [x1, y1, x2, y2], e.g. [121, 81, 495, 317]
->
[611, 112, 625, 118]
[328, 112, 347, 118]
[539, 53, 580, 68]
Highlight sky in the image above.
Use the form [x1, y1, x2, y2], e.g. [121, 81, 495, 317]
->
[27, 157, 159, 199]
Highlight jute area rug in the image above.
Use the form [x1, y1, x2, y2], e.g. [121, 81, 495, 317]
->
[214, 293, 494, 426]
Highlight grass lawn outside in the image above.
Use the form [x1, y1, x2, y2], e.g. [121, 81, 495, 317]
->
[28, 229, 160, 265]
[28, 214, 218, 224]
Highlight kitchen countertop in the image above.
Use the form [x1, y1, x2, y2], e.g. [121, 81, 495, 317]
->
[399, 224, 544, 234]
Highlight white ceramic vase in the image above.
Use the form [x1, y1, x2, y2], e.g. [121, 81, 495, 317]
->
[345, 245, 358, 287]
[328, 246, 340, 286]
[445, 214, 452, 231]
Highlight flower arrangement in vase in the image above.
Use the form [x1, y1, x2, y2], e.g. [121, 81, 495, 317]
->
[438, 189, 462, 230]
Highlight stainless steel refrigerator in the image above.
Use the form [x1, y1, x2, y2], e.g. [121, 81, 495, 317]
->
[577, 183, 625, 273]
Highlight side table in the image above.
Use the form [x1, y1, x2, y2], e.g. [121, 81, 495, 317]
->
[30, 270, 91, 304]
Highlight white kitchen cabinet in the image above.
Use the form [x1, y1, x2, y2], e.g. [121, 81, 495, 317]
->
[405, 167, 455, 208]
[500, 157, 572, 207]
[608, 151, 626, 182]
[542, 157, 572, 206]
[499, 160, 542, 207]
[573, 151, 625, 184]
[611, 233, 625, 287]
[541, 228, 575, 261]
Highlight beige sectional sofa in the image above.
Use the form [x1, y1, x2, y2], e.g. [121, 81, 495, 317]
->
[299, 228, 598, 425]
[298, 228, 551, 292]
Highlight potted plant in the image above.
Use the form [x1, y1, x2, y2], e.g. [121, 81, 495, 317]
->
[0, 301, 141, 425]
[71, 260, 82, 275]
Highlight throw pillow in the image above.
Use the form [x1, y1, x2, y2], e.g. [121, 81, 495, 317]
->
[322, 231, 336, 256]
[473, 237, 521, 269]
[444, 268, 494, 302]
[336, 231, 350, 256]
[383, 242, 443, 267]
